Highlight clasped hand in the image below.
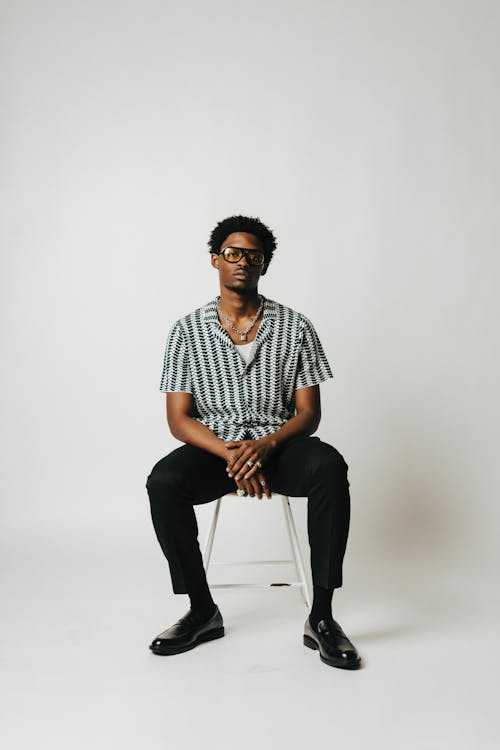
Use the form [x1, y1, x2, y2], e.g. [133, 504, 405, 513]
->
[223, 437, 276, 500]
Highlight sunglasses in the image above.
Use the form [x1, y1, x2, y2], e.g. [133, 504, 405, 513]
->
[218, 246, 265, 266]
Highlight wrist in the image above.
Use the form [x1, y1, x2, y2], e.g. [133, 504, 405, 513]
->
[217, 440, 230, 460]
[262, 435, 278, 451]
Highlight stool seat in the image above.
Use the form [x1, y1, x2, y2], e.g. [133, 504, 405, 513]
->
[201, 491, 312, 611]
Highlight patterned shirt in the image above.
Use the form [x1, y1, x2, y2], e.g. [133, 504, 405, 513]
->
[159, 293, 333, 442]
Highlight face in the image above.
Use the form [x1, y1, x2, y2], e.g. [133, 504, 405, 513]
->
[210, 232, 268, 294]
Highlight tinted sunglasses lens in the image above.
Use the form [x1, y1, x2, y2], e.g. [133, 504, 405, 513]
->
[248, 252, 264, 265]
[223, 247, 242, 262]
[221, 247, 265, 265]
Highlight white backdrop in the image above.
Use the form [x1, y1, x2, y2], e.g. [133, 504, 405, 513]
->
[1, 1, 499, 748]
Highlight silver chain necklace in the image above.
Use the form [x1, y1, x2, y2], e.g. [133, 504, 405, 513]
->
[216, 294, 264, 341]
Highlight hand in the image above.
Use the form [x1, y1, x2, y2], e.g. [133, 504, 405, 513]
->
[233, 469, 272, 500]
[222, 437, 276, 500]
[224, 437, 277, 482]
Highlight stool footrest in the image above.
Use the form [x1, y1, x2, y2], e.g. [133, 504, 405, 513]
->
[208, 582, 306, 589]
[207, 559, 294, 566]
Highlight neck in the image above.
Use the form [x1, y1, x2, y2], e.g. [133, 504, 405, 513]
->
[217, 288, 262, 321]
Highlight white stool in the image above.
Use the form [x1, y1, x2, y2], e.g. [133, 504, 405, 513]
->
[201, 492, 312, 612]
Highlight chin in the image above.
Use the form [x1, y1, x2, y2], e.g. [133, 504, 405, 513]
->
[225, 282, 256, 294]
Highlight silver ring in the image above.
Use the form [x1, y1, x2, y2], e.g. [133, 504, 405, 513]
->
[257, 460, 262, 469]
[236, 488, 246, 497]
[247, 460, 254, 468]
[259, 477, 267, 486]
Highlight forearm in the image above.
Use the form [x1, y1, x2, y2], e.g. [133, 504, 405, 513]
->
[170, 415, 228, 459]
[265, 411, 320, 449]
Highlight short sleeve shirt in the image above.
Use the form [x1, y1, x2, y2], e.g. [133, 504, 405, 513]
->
[159, 293, 333, 442]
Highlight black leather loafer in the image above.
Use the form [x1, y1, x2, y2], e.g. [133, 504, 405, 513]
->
[149, 605, 224, 655]
[303, 615, 362, 669]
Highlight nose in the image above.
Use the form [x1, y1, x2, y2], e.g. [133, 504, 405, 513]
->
[237, 254, 250, 267]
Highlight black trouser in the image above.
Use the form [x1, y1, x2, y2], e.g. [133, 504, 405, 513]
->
[145, 433, 351, 594]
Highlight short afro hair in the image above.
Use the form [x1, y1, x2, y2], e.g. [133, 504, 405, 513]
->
[207, 214, 277, 268]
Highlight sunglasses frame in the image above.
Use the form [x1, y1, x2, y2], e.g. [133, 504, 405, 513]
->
[218, 246, 265, 266]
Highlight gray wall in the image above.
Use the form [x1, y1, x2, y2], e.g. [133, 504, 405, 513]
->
[1, 0, 499, 597]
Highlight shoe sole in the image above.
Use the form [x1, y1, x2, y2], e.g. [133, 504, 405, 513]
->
[303, 634, 362, 669]
[150, 626, 225, 655]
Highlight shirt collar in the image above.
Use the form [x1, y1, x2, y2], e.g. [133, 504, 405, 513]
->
[201, 293, 277, 358]
[201, 293, 277, 325]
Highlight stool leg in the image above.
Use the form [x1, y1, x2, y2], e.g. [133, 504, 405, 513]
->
[281, 496, 312, 612]
[202, 497, 222, 571]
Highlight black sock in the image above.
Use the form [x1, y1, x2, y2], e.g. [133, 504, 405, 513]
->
[188, 579, 216, 620]
[309, 584, 334, 630]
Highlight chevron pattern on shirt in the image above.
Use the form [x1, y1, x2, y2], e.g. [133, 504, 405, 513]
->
[159, 293, 333, 442]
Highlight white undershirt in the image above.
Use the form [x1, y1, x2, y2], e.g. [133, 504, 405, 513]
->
[234, 340, 254, 363]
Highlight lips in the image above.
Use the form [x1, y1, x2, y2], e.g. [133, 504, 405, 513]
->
[234, 271, 250, 278]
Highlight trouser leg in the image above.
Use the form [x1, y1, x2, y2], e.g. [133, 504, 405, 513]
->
[145, 443, 234, 594]
[262, 434, 351, 589]
[145, 433, 351, 594]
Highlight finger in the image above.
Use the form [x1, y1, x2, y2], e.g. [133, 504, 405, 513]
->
[242, 466, 257, 481]
[226, 448, 245, 472]
[242, 453, 260, 480]
[226, 443, 248, 460]
[228, 448, 253, 478]
[231, 451, 251, 478]
[258, 472, 272, 499]
[234, 451, 259, 481]
[236, 477, 251, 498]
[250, 475, 262, 499]
[237, 478, 248, 496]
[234, 478, 248, 498]
[239, 464, 256, 481]
[243, 478, 255, 498]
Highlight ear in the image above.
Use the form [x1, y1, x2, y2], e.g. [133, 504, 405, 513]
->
[210, 253, 219, 269]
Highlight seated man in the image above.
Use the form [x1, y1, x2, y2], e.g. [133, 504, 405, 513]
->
[145, 213, 361, 669]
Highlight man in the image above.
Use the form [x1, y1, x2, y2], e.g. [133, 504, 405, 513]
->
[145, 214, 361, 669]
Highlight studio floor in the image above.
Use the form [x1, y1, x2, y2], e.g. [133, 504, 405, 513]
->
[1, 525, 498, 750]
